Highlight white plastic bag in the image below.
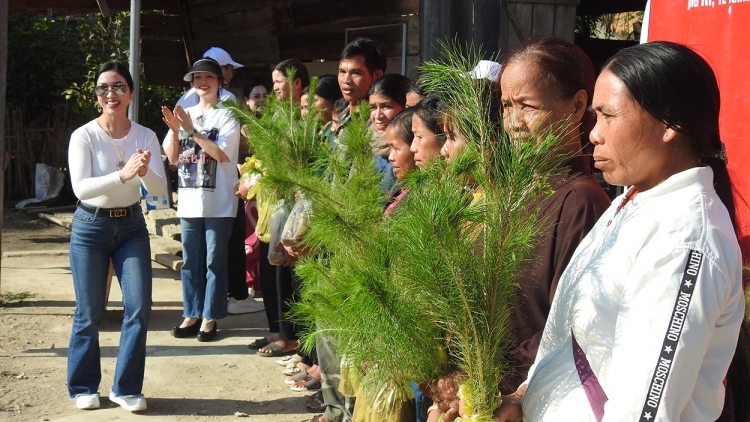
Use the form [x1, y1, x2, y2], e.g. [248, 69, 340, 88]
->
[267, 199, 292, 265]
[15, 163, 65, 209]
[281, 198, 312, 247]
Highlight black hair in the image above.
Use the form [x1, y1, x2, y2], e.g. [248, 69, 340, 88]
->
[605, 41, 748, 422]
[408, 76, 425, 96]
[243, 76, 268, 99]
[316, 74, 343, 104]
[340, 37, 387, 75]
[367, 74, 411, 108]
[95, 62, 135, 92]
[412, 95, 445, 138]
[605, 42, 736, 231]
[502, 36, 596, 147]
[333, 98, 349, 119]
[387, 108, 415, 146]
[274, 58, 310, 89]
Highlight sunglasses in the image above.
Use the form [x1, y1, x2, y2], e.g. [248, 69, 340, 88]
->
[95, 82, 128, 97]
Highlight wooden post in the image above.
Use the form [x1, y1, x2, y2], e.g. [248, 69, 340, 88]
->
[0, 0, 8, 292]
[474, 0, 501, 57]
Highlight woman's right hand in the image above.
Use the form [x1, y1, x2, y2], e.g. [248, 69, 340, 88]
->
[493, 385, 526, 422]
[119, 150, 149, 182]
[161, 106, 181, 133]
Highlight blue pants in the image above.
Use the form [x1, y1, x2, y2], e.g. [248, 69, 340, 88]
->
[67, 205, 152, 398]
[179, 217, 233, 320]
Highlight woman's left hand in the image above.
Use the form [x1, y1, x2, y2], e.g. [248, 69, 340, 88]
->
[120, 149, 149, 182]
[136, 149, 151, 177]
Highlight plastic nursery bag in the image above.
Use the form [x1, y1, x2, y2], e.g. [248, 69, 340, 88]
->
[280, 197, 312, 247]
[267, 199, 292, 265]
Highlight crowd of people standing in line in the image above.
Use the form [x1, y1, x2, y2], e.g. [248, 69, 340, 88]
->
[65, 32, 748, 422]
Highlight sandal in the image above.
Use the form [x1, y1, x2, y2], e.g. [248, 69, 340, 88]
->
[282, 365, 304, 376]
[258, 341, 297, 357]
[276, 354, 302, 366]
[301, 415, 323, 422]
[306, 391, 324, 412]
[285, 370, 310, 384]
[248, 337, 271, 350]
[291, 376, 321, 392]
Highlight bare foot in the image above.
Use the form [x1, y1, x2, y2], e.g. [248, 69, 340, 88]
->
[179, 317, 199, 328]
[259, 339, 297, 355]
[199, 319, 216, 332]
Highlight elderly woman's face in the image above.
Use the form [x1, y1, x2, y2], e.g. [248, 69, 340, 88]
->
[590, 70, 672, 191]
[500, 59, 581, 145]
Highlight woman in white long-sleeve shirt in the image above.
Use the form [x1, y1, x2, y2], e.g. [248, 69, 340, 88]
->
[67, 62, 166, 413]
[494, 42, 749, 422]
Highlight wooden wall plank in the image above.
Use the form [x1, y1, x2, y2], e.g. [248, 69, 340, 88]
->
[271, 0, 294, 30]
[553, 4, 577, 41]
[186, 0, 274, 19]
[421, 0, 461, 62]
[474, 0, 501, 57]
[292, 0, 419, 28]
[508, 2, 532, 48]
[499, 0, 510, 57]
[191, 7, 273, 39]
[530, 3, 555, 37]
[192, 36, 280, 65]
[140, 13, 182, 39]
[279, 15, 418, 62]
[11, 0, 179, 14]
[577, 0, 646, 15]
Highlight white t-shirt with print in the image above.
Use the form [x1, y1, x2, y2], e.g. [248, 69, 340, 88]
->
[163, 104, 239, 218]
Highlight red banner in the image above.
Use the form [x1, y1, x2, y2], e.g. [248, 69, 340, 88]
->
[648, 0, 750, 257]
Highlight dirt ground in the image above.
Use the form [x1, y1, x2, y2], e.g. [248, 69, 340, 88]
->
[0, 209, 316, 422]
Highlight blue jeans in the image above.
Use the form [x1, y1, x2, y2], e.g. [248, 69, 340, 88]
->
[180, 217, 233, 320]
[67, 205, 152, 398]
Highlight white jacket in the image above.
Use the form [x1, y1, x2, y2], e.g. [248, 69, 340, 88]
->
[522, 166, 744, 422]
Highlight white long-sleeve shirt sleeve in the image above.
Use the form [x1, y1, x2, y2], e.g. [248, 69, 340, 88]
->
[600, 245, 744, 422]
[69, 120, 167, 207]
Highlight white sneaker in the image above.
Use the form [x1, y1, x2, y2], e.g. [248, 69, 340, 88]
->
[75, 394, 100, 409]
[227, 297, 265, 314]
[109, 392, 147, 412]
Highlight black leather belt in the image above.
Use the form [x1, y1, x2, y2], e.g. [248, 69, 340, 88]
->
[77, 201, 140, 218]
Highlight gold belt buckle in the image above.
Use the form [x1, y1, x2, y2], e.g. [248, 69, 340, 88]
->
[110, 209, 127, 218]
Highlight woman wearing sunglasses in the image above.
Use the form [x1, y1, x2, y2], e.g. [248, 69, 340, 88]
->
[162, 58, 241, 343]
[67, 62, 166, 412]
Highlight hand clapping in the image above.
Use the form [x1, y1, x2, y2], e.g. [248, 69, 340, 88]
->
[120, 149, 150, 181]
[161, 105, 195, 134]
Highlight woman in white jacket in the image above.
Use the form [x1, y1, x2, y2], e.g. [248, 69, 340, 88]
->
[495, 42, 749, 422]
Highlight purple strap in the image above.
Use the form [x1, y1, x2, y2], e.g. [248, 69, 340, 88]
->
[572, 331, 608, 422]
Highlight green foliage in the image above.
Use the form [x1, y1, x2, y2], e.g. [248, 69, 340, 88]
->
[58, 13, 129, 116]
[378, 41, 568, 420]
[231, 42, 569, 421]
[8, 11, 182, 133]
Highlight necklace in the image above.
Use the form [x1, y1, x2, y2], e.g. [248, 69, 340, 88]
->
[101, 122, 127, 169]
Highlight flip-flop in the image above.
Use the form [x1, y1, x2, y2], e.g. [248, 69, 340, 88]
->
[257, 341, 296, 357]
[285, 370, 310, 384]
[247, 337, 271, 350]
[291, 376, 321, 392]
[300, 414, 322, 422]
[275, 354, 302, 366]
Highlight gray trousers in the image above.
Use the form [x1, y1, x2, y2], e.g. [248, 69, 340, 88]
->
[317, 335, 354, 422]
